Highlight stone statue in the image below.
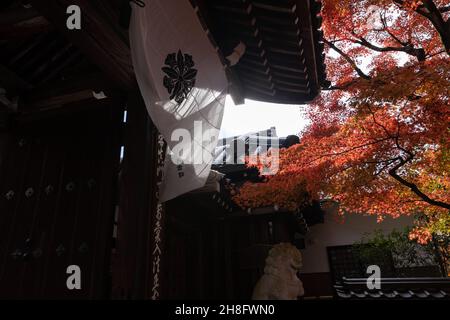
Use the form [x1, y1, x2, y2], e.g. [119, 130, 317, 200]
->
[252, 243, 304, 300]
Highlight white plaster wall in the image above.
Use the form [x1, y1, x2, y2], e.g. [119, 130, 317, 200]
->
[300, 205, 414, 273]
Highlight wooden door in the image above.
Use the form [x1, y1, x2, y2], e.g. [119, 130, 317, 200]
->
[0, 100, 122, 299]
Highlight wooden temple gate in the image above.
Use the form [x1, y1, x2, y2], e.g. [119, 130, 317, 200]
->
[0, 100, 123, 298]
[0, 0, 163, 299]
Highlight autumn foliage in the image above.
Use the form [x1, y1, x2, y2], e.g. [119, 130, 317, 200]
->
[234, 0, 450, 243]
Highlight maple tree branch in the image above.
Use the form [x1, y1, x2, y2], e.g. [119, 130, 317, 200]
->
[439, 5, 450, 13]
[399, 199, 429, 203]
[365, 103, 397, 141]
[364, 158, 399, 165]
[393, 127, 414, 159]
[421, 0, 450, 55]
[322, 80, 357, 91]
[360, 15, 427, 61]
[374, 158, 399, 176]
[380, 13, 409, 46]
[328, 38, 352, 44]
[353, 36, 426, 61]
[426, 49, 447, 58]
[323, 38, 372, 80]
[394, 0, 450, 55]
[312, 136, 393, 162]
[388, 156, 450, 210]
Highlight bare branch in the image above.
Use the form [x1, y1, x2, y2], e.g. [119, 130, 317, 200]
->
[311, 136, 393, 163]
[323, 38, 372, 80]
[350, 26, 426, 61]
[380, 12, 409, 46]
[426, 49, 446, 58]
[365, 102, 396, 139]
[389, 156, 450, 210]
[322, 80, 357, 91]
[391, 0, 449, 55]
[412, 0, 450, 55]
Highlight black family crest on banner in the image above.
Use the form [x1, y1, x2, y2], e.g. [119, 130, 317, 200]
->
[162, 50, 198, 104]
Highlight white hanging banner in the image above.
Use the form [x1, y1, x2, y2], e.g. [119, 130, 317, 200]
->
[129, 1, 228, 202]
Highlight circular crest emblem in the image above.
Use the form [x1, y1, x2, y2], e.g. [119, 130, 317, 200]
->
[162, 50, 197, 104]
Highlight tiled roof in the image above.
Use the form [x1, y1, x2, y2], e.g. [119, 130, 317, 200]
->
[335, 277, 450, 300]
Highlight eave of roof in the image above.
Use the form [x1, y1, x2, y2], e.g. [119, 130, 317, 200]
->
[198, 0, 327, 105]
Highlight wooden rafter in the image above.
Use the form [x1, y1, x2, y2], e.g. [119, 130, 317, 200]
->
[201, 0, 323, 104]
[30, 0, 135, 90]
[19, 72, 119, 113]
[0, 5, 50, 39]
[195, 0, 247, 105]
[0, 63, 32, 94]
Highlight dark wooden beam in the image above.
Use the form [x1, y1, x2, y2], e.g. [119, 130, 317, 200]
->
[274, 78, 308, 89]
[252, 1, 296, 13]
[294, 0, 320, 90]
[112, 90, 161, 299]
[0, 17, 51, 39]
[241, 56, 268, 68]
[14, 96, 116, 124]
[19, 72, 119, 112]
[246, 84, 276, 96]
[258, 14, 299, 26]
[31, 48, 81, 84]
[0, 63, 33, 94]
[259, 25, 300, 37]
[0, 6, 41, 24]
[244, 48, 266, 58]
[210, 4, 250, 15]
[196, 0, 246, 104]
[262, 34, 302, 47]
[276, 85, 310, 94]
[0, 6, 51, 38]
[222, 16, 255, 28]
[239, 71, 272, 83]
[271, 64, 307, 75]
[30, 0, 135, 90]
[24, 89, 96, 110]
[8, 33, 47, 66]
[267, 46, 303, 56]
[226, 69, 246, 105]
[272, 70, 307, 81]
[0, 108, 11, 131]
[237, 63, 270, 75]
[241, 77, 274, 90]
[0, 101, 8, 110]
[16, 38, 60, 73]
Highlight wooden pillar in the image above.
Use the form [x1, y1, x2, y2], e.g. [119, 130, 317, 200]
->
[112, 90, 164, 299]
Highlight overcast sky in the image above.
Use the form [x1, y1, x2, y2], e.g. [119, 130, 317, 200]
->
[219, 95, 309, 138]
